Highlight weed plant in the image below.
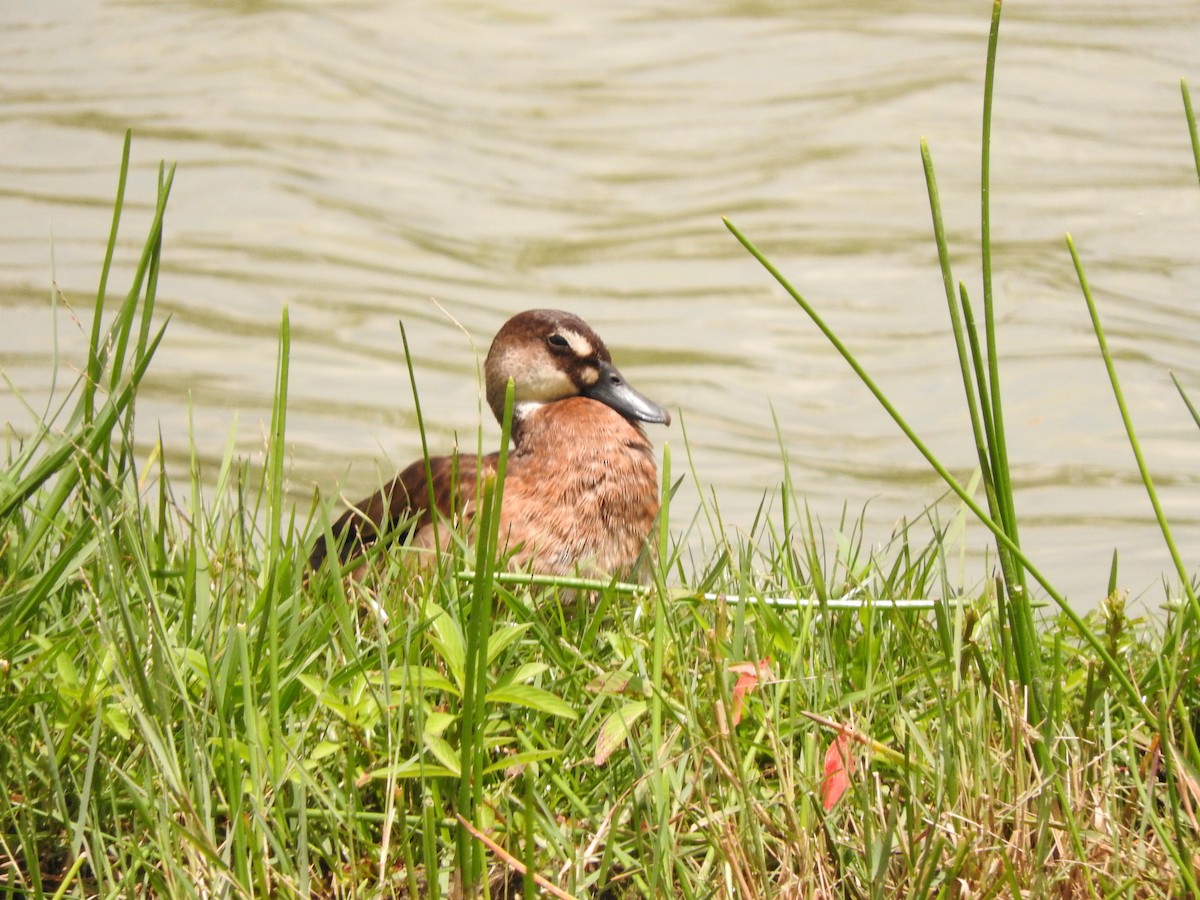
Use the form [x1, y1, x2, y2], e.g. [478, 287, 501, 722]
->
[3, 8, 1200, 898]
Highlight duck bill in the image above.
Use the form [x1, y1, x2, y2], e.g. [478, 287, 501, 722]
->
[584, 360, 672, 426]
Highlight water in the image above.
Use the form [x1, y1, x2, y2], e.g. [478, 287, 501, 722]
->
[2, 0, 1197, 609]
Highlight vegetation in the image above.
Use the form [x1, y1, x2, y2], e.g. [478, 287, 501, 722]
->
[3, 6, 1199, 897]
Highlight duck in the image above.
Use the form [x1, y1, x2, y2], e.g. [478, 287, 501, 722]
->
[307, 309, 671, 579]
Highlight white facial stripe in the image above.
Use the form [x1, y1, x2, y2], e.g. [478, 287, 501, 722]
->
[560, 329, 594, 359]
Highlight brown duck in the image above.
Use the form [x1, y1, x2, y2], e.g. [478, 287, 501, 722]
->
[307, 309, 671, 578]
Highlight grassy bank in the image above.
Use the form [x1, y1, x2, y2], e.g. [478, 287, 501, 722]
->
[4, 12, 1200, 900]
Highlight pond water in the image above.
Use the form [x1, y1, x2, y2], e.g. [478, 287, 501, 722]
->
[2, 0, 1198, 609]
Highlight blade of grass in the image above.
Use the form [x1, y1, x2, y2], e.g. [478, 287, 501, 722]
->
[921, 140, 988, 489]
[921, 140, 1022, 605]
[84, 130, 132, 425]
[1066, 234, 1198, 620]
[975, 2, 1044, 725]
[456, 377, 515, 895]
[263, 306, 290, 783]
[1170, 372, 1200, 431]
[649, 443, 671, 897]
[978, 0, 1025, 590]
[1182, 79, 1200, 185]
[400, 319, 443, 570]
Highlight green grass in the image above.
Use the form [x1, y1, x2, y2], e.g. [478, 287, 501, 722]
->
[4, 12, 1200, 899]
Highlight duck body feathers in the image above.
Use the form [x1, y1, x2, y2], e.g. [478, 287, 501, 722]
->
[308, 309, 669, 580]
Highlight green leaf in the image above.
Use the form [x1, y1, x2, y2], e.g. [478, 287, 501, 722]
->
[425, 602, 466, 690]
[423, 733, 462, 776]
[298, 674, 354, 722]
[594, 700, 648, 766]
[364, 760, 459, 780]
[54, 652, 80, 689]
[423, 711, 457, 738]
[390, 665, 460, 696]
[503, 662, 549, 686]
[103, 705, 132, 741]
[310, 741, 343, 762]
[486, 684, 577, 720]
[481, 748, 563, 776]
[486, 622, 531, 665]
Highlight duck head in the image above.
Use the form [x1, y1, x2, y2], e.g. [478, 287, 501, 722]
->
[484, 309, 671, 428]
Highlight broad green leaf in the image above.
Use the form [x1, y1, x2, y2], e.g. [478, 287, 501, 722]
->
[389, 665, 459, 696]
[594, 700, 648, 766]
[423, 733, 462, 776]
[298, 674, 355, 722]
[103, 704, 132, 741]
[486, 684, 577, 720]
[482, 748, 562, 776]
[425, 602, 465, 689]
[54, 652, 80, 689]
[503, 662, 548, 687]
[297, 674, 339, 707]
[423, 711, 457, 738]
[486, 622, 531, 665]
[309, 741, 343, 762]
[364, 760, 458, 781]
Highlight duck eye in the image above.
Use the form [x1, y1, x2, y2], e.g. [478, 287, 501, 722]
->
[547, 334, 570, 351]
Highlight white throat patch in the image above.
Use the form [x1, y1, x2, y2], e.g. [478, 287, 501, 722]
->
[515, 367, 576, 403]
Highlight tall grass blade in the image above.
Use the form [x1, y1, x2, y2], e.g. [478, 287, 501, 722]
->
[262, 307, 291, 783]
[1183, 79, 1200, 185]
[978, 0, 1024, 579]
[456, 378, 515, 896]
[1170, 373, 1200, 431]
[976, 3, 1044, 724]
[85, 130, 131, 425]
[919, 141, 1020, 603]
[399, 318, 444, 570]
[920, 140, 986, 471]
[1066, 235, 1198, 620]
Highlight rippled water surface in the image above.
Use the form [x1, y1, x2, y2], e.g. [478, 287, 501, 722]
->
[2, 0, 1198, 607]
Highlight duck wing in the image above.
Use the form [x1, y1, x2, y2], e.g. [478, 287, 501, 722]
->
[307, 451, 498, 570]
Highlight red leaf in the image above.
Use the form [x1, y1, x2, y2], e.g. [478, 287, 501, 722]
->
[821, 732, 855, 811]
[728, 658, 772, 726]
